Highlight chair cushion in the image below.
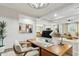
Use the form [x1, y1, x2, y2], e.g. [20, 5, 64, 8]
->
[14, 40, 23, 52]
[22, 47, 33, 52]
[14, 44, 22, 52]
[26, 50, 39, 56]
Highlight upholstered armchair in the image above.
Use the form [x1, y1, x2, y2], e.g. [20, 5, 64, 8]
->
[13, 40, 39, 56]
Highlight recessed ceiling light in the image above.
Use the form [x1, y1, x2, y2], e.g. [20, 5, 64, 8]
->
[54, 14, 57, 17]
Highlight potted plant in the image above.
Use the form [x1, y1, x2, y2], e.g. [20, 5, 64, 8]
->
[0, 21, 7, 47]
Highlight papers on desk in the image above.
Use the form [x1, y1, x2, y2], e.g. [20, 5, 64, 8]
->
[43, 43, 53, 48]
[33, 41, 53, 48]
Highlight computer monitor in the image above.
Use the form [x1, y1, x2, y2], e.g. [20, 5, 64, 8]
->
[41, 30, 52, 38]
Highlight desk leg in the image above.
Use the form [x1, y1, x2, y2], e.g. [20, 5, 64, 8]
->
[39, 47, 41, 56]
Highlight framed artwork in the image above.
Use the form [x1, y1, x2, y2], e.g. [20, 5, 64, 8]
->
[19, 23, 32, 33]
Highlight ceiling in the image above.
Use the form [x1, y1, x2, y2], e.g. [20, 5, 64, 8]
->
[41, 3, 79, 23]
[0, 3, 71, 17]
[0, 3, 79, 23]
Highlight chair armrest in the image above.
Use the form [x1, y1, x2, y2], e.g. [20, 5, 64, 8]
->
[19, 41, 30, 45]
[15, 48, 35, 54]
[31, 47, 39, 50]
[22, 47, 39, 52]
[19, 41, 32, 47]
[26, 42, 32, 47]
[26, 42, 31, 44]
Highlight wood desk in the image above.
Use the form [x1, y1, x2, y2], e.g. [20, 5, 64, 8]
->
[28, 39, 72, 56]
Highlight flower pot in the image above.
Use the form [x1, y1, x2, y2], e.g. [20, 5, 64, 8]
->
[0, 38, 4, 47]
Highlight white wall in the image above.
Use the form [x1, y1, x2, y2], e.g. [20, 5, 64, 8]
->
[0, 6, 36, 48]
[36, 19, 57, 30]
